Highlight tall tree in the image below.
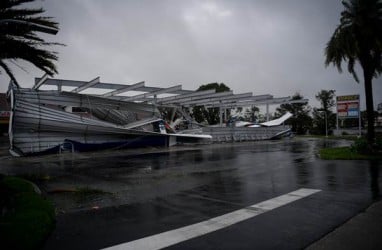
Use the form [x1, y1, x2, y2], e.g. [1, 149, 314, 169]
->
[0, 0, 61, 86]
[275, 93, 312, 134]
[312, 90, 336, 135]
[192, 83, 230, 125]
[325, 0, 382, 147]
[316, 89, 336, 112]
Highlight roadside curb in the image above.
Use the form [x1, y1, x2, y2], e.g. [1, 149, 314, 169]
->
[306, 200, 382, 250]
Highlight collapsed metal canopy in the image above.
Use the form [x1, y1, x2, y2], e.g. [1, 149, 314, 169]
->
[35, 76, 307, 108]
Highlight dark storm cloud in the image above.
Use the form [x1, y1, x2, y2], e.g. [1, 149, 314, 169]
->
[1, 0, 381, 110]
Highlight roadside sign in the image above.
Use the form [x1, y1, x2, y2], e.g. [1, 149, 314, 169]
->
[336, 95, 360, 118]
[336, 94, 361, 136]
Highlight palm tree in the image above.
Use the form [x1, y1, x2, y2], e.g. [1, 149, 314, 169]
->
[325, 0, 382, 148]
[0, 0, 61, 87]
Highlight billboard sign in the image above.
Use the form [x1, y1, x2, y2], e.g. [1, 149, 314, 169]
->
[336, 95, 360, 118]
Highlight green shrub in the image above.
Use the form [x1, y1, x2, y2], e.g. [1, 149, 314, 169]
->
[1, 176, 36, 193]
[350, 136, 382, 154]
[1, 204, 55, 249]
[350, 137, 369, 154]
[0, 177, 55, 250]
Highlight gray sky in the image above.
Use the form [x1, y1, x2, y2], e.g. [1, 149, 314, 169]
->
[1, 0, 381, 112]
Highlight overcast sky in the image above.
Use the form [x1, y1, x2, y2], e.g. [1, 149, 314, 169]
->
[1, 0, 382, 111]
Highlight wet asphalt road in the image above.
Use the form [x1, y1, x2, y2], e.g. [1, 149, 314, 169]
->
[1, 137, 381, 250]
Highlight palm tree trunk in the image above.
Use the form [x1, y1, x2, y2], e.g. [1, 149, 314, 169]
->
[363, 67, 375, 147]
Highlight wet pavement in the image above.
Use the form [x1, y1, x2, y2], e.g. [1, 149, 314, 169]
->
[0, 137, 381, 249]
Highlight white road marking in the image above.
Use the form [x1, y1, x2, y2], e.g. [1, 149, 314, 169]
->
[102, 188, 321, 250]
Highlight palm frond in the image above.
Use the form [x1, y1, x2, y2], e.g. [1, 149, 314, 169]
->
[0, 0, 34, 9]
[0, 8, 46, 19]
[347, 57, 359, 82]
[1, 37, 59, 74]
[0, 0, 63, 84]
[0, 60, 19, 87]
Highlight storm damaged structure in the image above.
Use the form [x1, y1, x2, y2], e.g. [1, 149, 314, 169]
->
[7, 76, 303, 156]
[7, 77, 212, 156]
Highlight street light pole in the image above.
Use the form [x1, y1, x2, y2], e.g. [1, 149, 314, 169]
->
[324, 111, 328, 138]
[318, 110, 328, 137]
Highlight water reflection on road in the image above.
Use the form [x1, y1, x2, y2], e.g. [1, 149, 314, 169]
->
[0, 137, 380, 212]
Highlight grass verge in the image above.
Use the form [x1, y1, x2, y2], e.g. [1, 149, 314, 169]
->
[319, 147, 382, 160]
[0, 176, 55, 250]
[299, 135, 359, 140]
